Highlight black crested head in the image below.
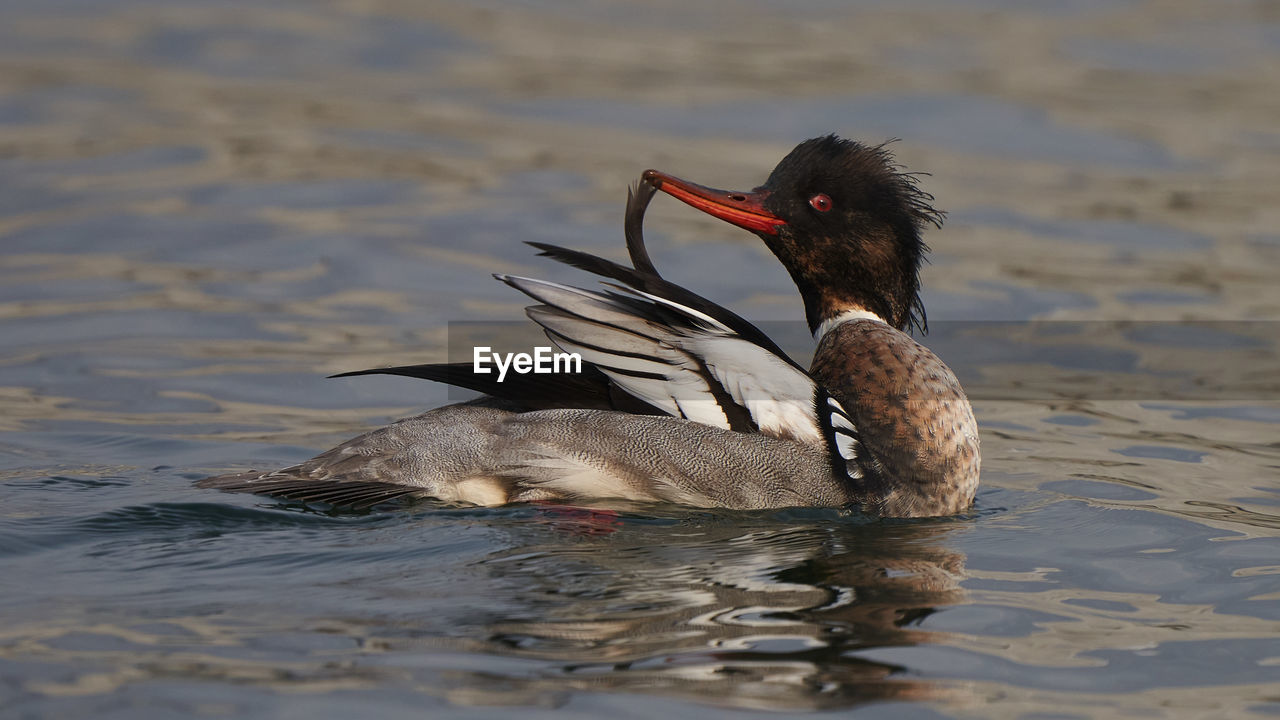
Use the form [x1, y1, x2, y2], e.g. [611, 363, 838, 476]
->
[759, 135, 942, 334]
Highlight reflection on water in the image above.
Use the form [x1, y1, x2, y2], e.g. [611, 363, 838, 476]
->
[2, 0, 1280, 717]
[450, 514, 968, 711]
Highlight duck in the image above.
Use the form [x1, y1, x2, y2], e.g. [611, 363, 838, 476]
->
[198, 135, 980, 517]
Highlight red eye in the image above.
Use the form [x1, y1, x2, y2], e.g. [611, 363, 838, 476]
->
[809, 193, 832, 212]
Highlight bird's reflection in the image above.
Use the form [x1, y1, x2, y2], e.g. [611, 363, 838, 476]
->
[447, 509, 970, 711]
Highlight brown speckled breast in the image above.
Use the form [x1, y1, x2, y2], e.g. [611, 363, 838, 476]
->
[810, 320, 980, 517]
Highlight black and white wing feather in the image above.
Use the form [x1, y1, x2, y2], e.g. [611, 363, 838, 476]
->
[817, 392, 866, 484]
[498, 274, 828, 446]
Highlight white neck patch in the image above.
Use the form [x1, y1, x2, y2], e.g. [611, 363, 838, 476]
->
[813, 308, 888, 341]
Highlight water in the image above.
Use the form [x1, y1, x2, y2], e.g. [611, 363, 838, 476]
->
[2, 0, 1278, 717]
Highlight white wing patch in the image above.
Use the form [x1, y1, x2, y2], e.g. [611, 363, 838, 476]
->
[693, 335, 822, 444]
[824, 396, 864, 479]
[500, 275, 824, 446]
[835, 433, 860, 463]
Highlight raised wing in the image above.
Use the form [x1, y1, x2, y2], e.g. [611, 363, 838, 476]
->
[498, 274, 826, 445]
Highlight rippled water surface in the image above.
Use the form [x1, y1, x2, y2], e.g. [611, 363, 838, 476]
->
[2, 1, 1279, 717]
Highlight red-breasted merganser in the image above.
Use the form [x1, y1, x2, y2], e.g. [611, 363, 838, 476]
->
[199, 136, 980, 517]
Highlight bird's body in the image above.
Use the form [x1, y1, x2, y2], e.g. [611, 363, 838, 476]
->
[200, 136, 980, 517]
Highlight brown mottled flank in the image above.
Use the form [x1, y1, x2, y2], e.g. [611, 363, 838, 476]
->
[812, 320, 980, 517]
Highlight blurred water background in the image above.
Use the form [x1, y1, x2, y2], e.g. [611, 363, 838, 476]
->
[1, 0, 1279, 717]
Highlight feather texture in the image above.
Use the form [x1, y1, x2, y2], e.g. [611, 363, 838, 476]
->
[498, 274, 825, 444]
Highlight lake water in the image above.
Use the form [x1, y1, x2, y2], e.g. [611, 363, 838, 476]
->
[2, 1, 1279, 717]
